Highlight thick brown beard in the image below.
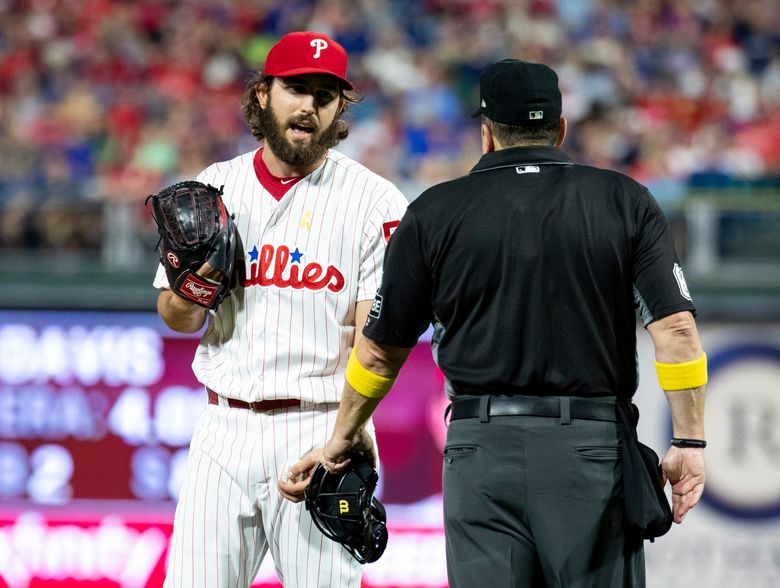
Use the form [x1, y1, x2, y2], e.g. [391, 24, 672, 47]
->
[257, 97, 342, 168]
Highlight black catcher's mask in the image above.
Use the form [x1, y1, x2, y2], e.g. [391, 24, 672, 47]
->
[304, 453, 388, 564]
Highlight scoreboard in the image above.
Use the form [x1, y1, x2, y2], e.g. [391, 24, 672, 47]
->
[0, 314, 203, 504]
[0, 310, 446, 504]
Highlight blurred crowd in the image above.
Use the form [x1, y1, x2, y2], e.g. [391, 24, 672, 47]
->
[1, 0, 779, 252]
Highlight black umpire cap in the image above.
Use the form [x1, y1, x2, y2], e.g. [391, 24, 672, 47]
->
[471, 59, 562, 125]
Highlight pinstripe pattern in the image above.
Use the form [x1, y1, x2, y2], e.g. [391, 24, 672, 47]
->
[164, 403, 375, 587]
[156, 148, 406, 586]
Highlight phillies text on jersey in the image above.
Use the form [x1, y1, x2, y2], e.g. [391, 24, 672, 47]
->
[242, 243, 346, 292]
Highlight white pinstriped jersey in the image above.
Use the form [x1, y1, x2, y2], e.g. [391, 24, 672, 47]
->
[154, 148, 408, 403]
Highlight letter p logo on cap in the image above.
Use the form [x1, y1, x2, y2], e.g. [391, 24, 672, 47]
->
[310, 38, 328, 59]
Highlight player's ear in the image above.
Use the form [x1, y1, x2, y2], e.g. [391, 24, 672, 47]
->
[255, 81, 270, 110]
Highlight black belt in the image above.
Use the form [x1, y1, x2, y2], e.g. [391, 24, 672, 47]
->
[449, 395, 620, 423]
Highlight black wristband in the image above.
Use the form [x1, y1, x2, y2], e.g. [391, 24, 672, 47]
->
[671, 437, 707, 448]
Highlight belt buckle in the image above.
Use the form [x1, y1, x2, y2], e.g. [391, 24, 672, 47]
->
[248, 399, 266, 413]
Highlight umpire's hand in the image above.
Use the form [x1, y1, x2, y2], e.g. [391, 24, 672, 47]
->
[321, 429, 376, 474]
[661, 447, 706, 523]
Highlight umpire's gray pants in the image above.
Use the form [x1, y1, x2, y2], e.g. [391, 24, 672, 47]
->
[443, 412, 644, 587]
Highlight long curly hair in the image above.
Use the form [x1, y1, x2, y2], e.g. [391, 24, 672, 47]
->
[240, 72, 362, 143]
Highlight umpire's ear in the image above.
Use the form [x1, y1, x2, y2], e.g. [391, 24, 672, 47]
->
[555, 116, 568, 148]
[480, 121, 495, 154]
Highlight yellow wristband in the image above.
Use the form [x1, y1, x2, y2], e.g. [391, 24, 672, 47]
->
[655, 353, 708, 391]
[345, 347, 396, 398]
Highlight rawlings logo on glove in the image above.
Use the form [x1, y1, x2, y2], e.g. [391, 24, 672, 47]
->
[146, 181, 239, 310]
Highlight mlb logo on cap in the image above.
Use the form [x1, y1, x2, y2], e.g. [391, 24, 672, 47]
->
[264, 31, 353, 89]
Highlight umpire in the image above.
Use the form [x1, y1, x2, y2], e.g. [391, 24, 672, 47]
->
[313, 59, 707, 587]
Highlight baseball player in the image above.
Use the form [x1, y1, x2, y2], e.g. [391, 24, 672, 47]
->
[153, 32, 407, 588]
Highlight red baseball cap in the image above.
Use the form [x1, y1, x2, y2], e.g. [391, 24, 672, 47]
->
[263, 31, 353, 90]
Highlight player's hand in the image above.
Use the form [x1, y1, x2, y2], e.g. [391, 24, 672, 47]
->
[196, 261, 223, 281]
[660, 446, 706, 524]
[164, 262, 220, 313]
[277, 448, 322, 503]
[321, 429, 376, 474]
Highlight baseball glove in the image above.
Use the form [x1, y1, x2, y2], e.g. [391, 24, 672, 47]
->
[304, 453, 388, 564]
[147, 181, 239, 309]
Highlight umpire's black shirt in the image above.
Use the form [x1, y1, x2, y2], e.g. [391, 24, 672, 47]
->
[363, 146, 695, 398]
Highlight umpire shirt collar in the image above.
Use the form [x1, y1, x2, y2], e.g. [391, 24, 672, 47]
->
[469, 146, 573, 174]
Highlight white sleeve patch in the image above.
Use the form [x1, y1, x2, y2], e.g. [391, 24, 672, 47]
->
[673, 263, 692, 301]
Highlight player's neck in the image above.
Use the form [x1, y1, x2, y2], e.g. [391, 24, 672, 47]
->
[261, 146, 326, 178]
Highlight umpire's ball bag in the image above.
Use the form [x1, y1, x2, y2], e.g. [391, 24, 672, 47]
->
[617, 402, 673, 542]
